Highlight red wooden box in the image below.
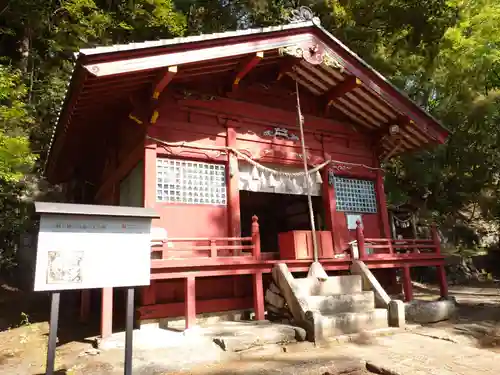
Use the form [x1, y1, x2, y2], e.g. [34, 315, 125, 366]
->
[278, 230, 334, 260]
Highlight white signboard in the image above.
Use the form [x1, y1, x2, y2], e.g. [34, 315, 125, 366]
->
[34, 214, 152, 292]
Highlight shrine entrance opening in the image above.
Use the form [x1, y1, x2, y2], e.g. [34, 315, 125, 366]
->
[238, 162, 325, 253]
[240, 191, 325, 253]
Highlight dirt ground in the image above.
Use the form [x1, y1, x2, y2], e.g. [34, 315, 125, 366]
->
[1, 279, 500, 374]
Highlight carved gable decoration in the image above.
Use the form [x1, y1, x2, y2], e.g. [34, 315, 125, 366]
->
[279, 42, 344, 71]
[287, 6, 318, 24]
[263, 127, 299, 142]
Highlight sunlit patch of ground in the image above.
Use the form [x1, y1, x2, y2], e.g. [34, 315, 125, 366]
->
[2, 278, 500, 374]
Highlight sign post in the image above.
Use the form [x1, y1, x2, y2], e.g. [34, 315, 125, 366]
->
[125, 287, 134, 375]
[33, 202, 159, 375]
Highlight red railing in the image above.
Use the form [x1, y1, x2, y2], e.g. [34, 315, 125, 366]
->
[151, 215, 262, 260]
[354, 220, 441, 259]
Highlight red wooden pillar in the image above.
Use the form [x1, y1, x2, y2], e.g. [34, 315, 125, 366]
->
[143, 138, 158, 321]
[321, 168, 337, 257]
[143, 140, 157, 208]
[402, 265, 413, 301]
[184, 276, 196, 329]
[252, 215, 261, 259]
[253, 271, 265, 321]
[101, 287, 113, 338]
[437, 265, 448, 298]
[356, 220, 366, 259]
[226, 126, 241, 239]
[376, 169, 391, 245]
[80, 290, 91, 323]
[141, 281, 157, 305]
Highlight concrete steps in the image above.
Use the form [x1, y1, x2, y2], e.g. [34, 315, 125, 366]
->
[271, 263, 391, 343]
[314, 308, 389, 339]
[293, 274, 363, 296]
[305, 291, 375, 315]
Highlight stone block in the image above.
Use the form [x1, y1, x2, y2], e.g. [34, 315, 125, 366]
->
[266, 289, 285, 309]
[388, 300, 405, 328]
[307, 261, 329, 280]
[405, 299, 457, 324]
[313, 275, 363, 296]
[269, 282, 281, 295]
[314, 309, 389, 342]
[305, 292, 375, 315]
[207, 321, 298, 352]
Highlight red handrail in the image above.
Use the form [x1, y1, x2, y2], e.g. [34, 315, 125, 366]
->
[151, 216, 261, 260]
[354, 222, 441, 256]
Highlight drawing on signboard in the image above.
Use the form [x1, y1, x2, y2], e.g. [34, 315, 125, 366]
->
[46, 250, 84, 284]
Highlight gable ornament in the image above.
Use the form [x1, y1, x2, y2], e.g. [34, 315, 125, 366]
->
[263, 127, 299, 141]
[279, 42, 344, 71]
[287, 6, 321, 24]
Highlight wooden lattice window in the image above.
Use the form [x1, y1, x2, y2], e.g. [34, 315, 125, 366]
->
[156, 158, 227, 205]
[333, 176, 377, 213]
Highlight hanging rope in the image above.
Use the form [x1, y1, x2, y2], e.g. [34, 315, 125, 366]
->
[146, 135, 381, 178]
[393, 214, 412, 224]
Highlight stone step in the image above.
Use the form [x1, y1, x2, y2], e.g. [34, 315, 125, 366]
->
[305, 291, 375, 315]
[315, 309, 389, 340]
[314, 275, 363, 296]
[292, 275, 363, 296]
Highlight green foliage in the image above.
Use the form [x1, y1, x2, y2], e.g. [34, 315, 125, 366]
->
[0, 65, 36, 183]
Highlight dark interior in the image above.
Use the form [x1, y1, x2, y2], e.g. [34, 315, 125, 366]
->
[240, 191, 325, 252]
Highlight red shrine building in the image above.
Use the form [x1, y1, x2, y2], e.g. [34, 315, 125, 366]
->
[44, 15, 449, 338]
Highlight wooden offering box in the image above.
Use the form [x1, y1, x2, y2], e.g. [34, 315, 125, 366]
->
[278, 230, 334, 260]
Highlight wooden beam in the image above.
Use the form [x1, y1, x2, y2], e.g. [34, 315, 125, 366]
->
[127, 66, 177, 125]
[253, 271, 265, 320]
[276, 58, 298, 81]
[373, 115, 413, 146]
[101, 287, 113, 338]
[84, 33, 312, 77]
[402, 265, 413, 301]
[184, 276, 196, 329]
[152, 66, 178, 99]
[324, 76, 362, 109]
[232, 52, 264, 91]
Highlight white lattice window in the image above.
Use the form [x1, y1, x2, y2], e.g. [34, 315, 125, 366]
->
[333, 176, 377, 213]
[156, 158, 227, 205]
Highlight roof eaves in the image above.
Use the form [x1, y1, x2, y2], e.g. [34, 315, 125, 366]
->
[312, 23, 449, 139]
[79, 21, 315, 57]
[43, 55, 85, 179]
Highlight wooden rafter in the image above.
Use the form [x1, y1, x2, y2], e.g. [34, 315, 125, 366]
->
[128, 65, 178, 125]
[373, 116, 398, 137]
[374, 115, 414, 157]
[276, 57, 298, 81]
[152, 66, 178, 99]
[324, 76, 362, 110]
[232, 52, 264, 91]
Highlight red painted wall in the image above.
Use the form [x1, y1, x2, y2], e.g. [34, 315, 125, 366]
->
[138, 85, 388, 316]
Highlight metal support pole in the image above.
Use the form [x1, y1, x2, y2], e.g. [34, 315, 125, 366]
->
[124, 287, 134, 375]
[295, 81, 319, 262]
[46, 292, 61, 375]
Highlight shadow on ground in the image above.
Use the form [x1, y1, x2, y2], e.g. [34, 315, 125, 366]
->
[415, 282, 500, 351]
[158, 354, 368, 375]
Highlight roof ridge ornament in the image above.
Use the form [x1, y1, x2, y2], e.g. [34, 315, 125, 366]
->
[287, 6, 321, 24]
[279, 42, 344, 71]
